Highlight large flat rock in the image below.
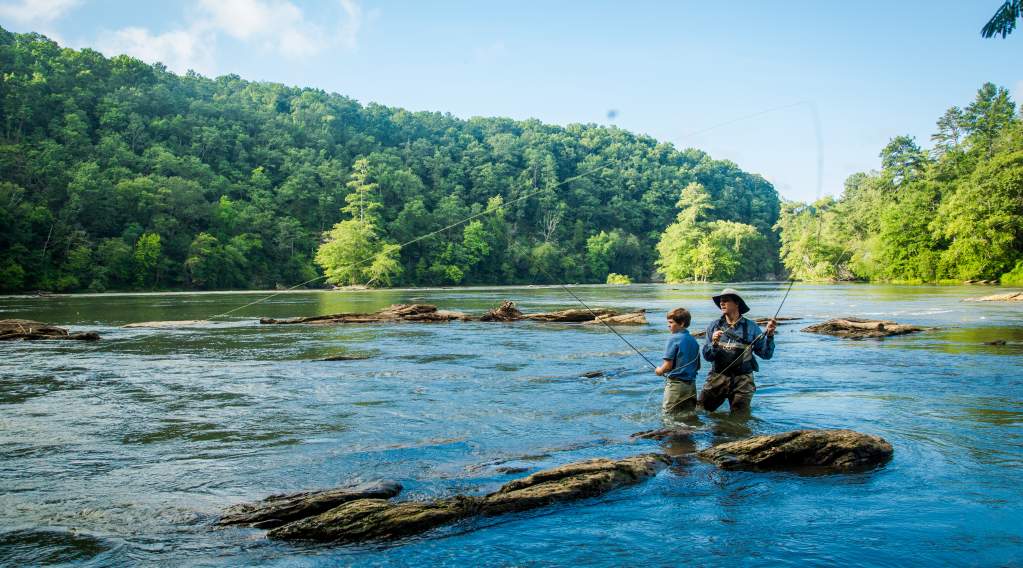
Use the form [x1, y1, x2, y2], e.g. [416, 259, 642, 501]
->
[697, 429, 893, 472]
[267, 454, 667, 543]
[801, 317, 925, 338]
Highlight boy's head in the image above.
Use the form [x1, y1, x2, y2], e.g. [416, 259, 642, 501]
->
[666, 307, 691, 330]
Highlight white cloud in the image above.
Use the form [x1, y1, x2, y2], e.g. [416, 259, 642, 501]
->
[0, 0, 80, 25]
[95, 26, 216, 76]
[92, 0, 364, 77]
[195, 0, 362, 57]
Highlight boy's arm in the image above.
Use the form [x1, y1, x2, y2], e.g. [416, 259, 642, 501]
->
[657, 338, 678, 375]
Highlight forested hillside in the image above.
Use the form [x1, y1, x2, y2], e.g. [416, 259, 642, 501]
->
[0, 28, 781, 292]
[778, 83, 1023, 285]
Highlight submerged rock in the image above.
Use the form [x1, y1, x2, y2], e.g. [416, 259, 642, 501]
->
[218, 480, 403, 529]
[801, 317, 925, 338]
[965, 291, 1023, 302]
[582, 310, 648, 325]
[524, 308, 618, 323]
[698, 429, 893, 472]
[479, 300, 525, 322]
[630, 427, 695, 440]
[122, 320, 210, 328]
[0, 319, 99, 341]
[320, 353, 372, 361]
[260, 304, 471, 325]
[267, 454, 668, 543]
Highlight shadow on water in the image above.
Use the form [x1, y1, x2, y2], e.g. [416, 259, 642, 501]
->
[0, 529, 111, 566]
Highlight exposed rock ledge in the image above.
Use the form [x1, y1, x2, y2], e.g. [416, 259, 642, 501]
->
[697, 429, 893, 472]
[801, 317, 925, 338]
[220, 429, 892, 545]
[266, 454, 668, 542]
[964, 291, 1023, 302]
[0, 319, 99, 341]
[218, 480, 403, 529]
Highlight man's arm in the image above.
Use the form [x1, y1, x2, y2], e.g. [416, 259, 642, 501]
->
[701, 321, 719, 362]
[751, 320, 776, 359]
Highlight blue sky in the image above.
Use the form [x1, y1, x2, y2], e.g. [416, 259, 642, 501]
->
[1, 0, 1020, 202]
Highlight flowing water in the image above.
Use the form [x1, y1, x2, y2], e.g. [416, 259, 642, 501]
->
[1, 283, 1021, 566]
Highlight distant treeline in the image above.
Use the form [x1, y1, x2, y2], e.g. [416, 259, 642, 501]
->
[778, 83, 1023, 285]
[0, 27, 782, 292]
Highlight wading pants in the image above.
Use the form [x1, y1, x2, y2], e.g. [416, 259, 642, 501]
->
[701, 372, 755, 413]
[663, 379, 697, 415]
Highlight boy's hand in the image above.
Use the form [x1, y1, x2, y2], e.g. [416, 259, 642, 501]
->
[765, 319, 777, 336]
[712, 330, 723, 344]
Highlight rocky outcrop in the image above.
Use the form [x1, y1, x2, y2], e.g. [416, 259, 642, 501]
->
[260, 304, 471, 325]
[0, 319, 99, 341]
[218, 480, 403, 529]
[267, 454, 668, 543]
[801, 318, 925, 338]
[965, 291, 1023, 302]
[524, 308, 619, 323]
[582, 310, 648, 325]
[479, 301, 525, 322]
[697, 429, 893, 472]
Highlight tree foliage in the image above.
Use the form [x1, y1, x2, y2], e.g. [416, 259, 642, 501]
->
[0, 28, 782, 291]
[778, 82, 1022, 283]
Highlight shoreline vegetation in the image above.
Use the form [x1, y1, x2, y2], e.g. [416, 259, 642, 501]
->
[1, 28, 1020, 295]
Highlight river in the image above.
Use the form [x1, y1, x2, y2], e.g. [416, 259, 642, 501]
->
[1, 283, 1021, 566]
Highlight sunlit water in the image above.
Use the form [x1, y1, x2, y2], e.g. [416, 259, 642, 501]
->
[1, 283, 1021, 566]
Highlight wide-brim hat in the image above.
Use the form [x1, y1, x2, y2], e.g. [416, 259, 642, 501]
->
[712, 288, 750, 314]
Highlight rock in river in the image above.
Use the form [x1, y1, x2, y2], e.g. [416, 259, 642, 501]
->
[582, 310, 648, 325]
[697, 429, 893, 472]
[479, 300, 525, 322]
[218, 480, 403, 529]
[524, 308, 619, 323]
[260, 304, 471, 325]
[267, 454, 668, 543]
[801, 317, 925, 338]
[964, 291, 1023, 302]
[0, 319, 99, 341]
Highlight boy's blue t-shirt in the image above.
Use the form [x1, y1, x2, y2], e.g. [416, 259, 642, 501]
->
[664, 329, 700, 381]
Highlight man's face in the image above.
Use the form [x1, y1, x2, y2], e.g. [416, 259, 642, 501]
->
[719, 297, 738, 314]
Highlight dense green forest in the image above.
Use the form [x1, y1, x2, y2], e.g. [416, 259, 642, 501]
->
[0, 28, 782, 292]
[777, 83, 1023, 285]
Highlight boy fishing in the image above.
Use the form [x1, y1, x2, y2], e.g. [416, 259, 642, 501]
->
[655, 307, 701, 415]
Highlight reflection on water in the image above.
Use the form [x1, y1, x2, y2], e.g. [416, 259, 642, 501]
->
[1, 284, 1022, 566]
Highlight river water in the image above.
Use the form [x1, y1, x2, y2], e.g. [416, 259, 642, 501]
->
[1, 283, 1021, 566]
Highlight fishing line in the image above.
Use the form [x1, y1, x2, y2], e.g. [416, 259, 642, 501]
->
[642, 102, 824, 421]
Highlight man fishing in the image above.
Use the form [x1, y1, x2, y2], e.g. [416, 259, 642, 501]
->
[700, 288, 776, 414]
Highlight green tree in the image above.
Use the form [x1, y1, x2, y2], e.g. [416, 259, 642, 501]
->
[315, 220, 402, 286]
[981, 0, 1021, 38]
[133, 232, 162, 287]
